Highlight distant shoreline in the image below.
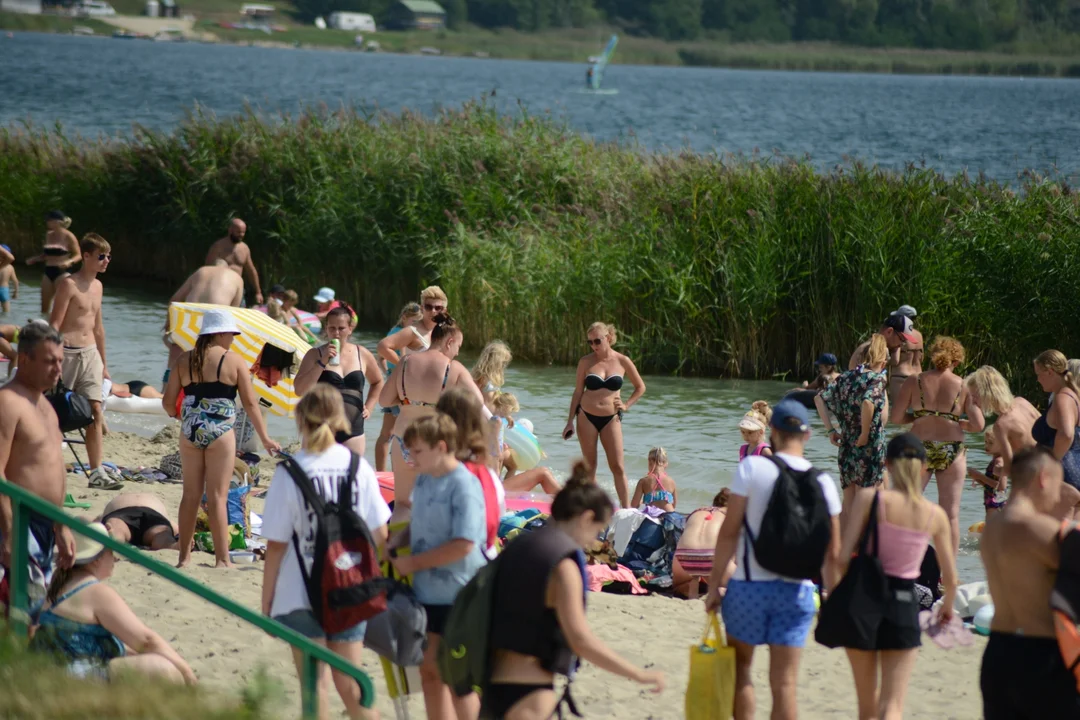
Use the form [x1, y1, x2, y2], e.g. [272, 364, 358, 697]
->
[4, 11, 1080, 78]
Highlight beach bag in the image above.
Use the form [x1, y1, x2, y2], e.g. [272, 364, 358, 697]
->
[48, 380, 94, 433]
[620, 518, 666, 564]
[1051, 520, 1080, 691]
[201, 484, 251, 536]
[816, 492, 889, 649]
[363, 582, 428, 667]
[281, 453, 390, 635]
[685, 613, 736, 720]
[438, 554, 502, 700]
[744, 456, 830, 580]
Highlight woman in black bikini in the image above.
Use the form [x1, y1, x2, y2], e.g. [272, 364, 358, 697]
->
[487, 461, 664, 719]
[26, 210, 80, 315]
[562, 322, 646, 508]
[293, 304, 384, 457]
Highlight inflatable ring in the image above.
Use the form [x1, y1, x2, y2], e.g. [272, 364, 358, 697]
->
[783, 389, 818, 409]
[505, 419, 543, 471]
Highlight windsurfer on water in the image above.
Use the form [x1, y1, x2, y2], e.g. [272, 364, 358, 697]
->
[586, 66, 594, 88]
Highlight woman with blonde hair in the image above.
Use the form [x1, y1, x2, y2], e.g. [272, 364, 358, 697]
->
[829, 433, 957, 720]
[1032, 349, 1080, 489]
[891, 336, 984, 553]
[471, 340, 512, 407]
[964, 366, 1039, 471]
[816, 334, 890, 520]
[562, 321, 646, 507]
[261, 385, 390, 720]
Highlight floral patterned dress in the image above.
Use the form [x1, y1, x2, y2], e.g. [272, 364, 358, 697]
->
[820, 365, 888, 489]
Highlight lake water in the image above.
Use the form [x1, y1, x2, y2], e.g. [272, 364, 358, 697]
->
[3, 32, 1080, 182]
[0, 280, 992, 580]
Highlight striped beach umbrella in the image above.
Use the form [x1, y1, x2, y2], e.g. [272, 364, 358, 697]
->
[168, 302, 313, 417]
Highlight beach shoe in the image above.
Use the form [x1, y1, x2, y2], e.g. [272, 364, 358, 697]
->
[88, 468, 124, 490]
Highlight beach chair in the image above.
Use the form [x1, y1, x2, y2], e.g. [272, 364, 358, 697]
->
[47, 380, 95, 481]
[381, 537, 422, 720]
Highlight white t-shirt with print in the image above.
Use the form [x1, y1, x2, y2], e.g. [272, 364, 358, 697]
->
[731, 452, 841, 585]
[261, 445, 392, 617]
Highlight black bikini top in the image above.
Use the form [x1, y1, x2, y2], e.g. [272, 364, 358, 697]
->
[184, 353, 238, 401]
[585, 373, 623, 392]
[43, 246, 68, 257]
[318, 345, 365, 393]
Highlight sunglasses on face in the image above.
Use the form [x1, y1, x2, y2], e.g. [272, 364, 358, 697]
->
[98, 253, 111, 261]
[424, 304, 445, 312]
[588, 338, 603, 346]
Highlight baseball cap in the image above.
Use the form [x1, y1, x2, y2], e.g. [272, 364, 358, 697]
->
[882, 313, 917, 343]
[770, 399, 809, 433]
[268, 283, 286, 295]
[313, 287, 335, 304]
[887, 432, 927, 462]
[815, 353, 838, 367]
[896, 305, 917, 318]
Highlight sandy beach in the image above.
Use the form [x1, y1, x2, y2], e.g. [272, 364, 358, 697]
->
[57, 430, 986, 719]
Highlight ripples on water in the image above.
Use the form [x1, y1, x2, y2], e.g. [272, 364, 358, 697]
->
[1, 280, 991, 579]
[2, 33, 1079, 182]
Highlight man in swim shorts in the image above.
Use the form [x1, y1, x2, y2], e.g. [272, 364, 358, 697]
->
[0, 322, 76, 621]
[99, 494, 179, 551]
[980, 446, 1080, 719]
[205, 218, 262, 305]
[50, 233, 121, 490]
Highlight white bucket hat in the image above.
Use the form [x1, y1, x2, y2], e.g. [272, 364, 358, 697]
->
[74, 522, 110, 566]
[198, 309, 241, 337]
[313, 287, 335, 304]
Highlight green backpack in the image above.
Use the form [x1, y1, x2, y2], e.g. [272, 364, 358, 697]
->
[436, 554, 503, 701]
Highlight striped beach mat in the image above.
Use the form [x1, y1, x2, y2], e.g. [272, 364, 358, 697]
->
[168, 302, 313, 417]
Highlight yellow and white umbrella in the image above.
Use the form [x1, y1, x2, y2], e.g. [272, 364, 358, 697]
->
[168, 302, 313, 417]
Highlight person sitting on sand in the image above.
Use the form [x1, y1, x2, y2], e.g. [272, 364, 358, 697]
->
[631, 446, 677, 512]
[672, 489, 732, 599]
[262, 385, 389, 720]
[737, 401, 773, 460]
[97, 494, 179, 551]
[30, 522, 197, 684]
[107, 380, 163, 400]
[968, 425, 1008, 521]
[803, 353, 840, 391]
[980, 447, 1079, 719]
[486, 461, 664, 719]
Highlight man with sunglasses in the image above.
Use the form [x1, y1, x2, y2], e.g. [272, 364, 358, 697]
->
[376, 285, 446, 369]
[49, 233, 121, 490]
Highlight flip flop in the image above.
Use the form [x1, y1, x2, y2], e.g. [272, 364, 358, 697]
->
[63, 493, 91, 510]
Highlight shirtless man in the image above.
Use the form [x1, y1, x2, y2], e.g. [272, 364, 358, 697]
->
[0, 322, 77, 622]
[98, 493, 179, 551]
[204, 219, 262, 305]
[171, 260, 244, 307]
[49, 233, 121, 491]
[980, 446, 1080, 718]
[886, 305, 924, 409]
[848, 313, 916, 395]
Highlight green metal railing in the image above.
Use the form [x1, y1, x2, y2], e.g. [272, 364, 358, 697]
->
[1, 479, 375, 717]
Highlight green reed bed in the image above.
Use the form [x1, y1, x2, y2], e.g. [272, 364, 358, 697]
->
[1, 106, 1078, 391]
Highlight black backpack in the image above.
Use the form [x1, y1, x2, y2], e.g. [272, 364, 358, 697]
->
[280, 453, 391, 634]
[47, 380, 94, 434]
[743, 456, 831, 580]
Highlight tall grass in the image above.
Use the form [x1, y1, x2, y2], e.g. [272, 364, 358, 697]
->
[1, 105, 1077, 393]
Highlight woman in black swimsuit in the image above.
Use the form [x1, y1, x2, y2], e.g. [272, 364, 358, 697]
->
[562, 322, 646, 508]
[487, 461, 663, 718]
[26, 210, 80, 314]
[293, 305, 384, 457]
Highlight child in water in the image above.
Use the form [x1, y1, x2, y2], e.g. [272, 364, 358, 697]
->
[631, 447, 677, 512]
[0, 245, 18, 314]
[804, 353, 840, 390]
[738, 401, 773, 460]
[968, 424, 1007, 519]
[491, 391, 520, 477]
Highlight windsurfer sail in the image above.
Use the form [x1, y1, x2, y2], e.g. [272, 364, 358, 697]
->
[588, 35, 618, 90]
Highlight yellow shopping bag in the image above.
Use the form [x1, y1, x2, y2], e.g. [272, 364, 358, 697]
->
[685, 613, 736, 720]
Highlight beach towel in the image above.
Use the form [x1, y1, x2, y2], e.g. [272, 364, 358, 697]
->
[586, 564, 646, 595]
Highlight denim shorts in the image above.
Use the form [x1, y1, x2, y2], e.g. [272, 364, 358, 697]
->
[382, 405, 400, 417]
[274, 609, 367, 643]
[722, 578, 817, 648]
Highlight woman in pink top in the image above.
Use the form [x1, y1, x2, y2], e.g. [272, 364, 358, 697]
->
[831, 432, 958, 720]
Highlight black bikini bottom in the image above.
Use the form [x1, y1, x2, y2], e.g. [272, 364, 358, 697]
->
[577, 406, 621, 433]
[101, 506, 172, 547]
[43, 266, 65, 282]
[484, 682, 555, 719]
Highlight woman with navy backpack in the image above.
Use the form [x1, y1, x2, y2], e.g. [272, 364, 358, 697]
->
[261, 385, 391, 720]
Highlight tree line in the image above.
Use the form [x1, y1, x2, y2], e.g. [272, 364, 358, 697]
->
[295, 0, 1080, 50]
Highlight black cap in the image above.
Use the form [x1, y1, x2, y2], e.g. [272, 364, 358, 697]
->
[815, 353, 838, 367]
[45, 210, 66, 221]
[268, 284, 286, 295]
[887, 433, 926, 462]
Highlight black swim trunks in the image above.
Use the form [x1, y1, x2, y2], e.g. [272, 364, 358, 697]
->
[981, 631, 1080, 719]
[101, 506, 172, 547]
[125, 380, 148, 398]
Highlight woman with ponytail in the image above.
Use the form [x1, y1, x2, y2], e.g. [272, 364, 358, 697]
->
[485, 461, 664, 719]
[261, 385, 390, 720]
[1033, 349, 1080, 490]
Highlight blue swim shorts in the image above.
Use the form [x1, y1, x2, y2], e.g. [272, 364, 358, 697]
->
[721, 578, 816, 648]
[273, 609, 367, 643]
[0, 286, 9, 304]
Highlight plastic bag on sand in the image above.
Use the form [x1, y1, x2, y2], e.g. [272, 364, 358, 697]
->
[685, 613, 735, 720]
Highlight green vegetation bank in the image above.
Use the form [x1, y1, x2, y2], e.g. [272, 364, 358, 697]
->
[0, 106, 1077, 391]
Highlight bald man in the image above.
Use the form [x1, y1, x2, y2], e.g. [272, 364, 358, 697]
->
[98, 493, 179, 550]
[205, 218, 262, 305]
